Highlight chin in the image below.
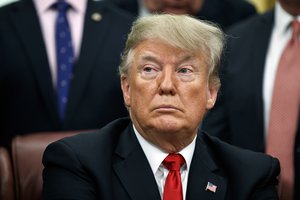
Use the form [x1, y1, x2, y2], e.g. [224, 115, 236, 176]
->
[153, 117, 184, 133]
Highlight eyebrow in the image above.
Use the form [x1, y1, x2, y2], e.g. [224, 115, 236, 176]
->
[178, 55, 196, 64]
[139, 52, 159, 63]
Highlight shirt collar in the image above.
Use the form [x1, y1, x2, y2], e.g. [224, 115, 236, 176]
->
[33, 0, 87, 14]
[274, 2, 300, 36]
[133, 124, 196, 175]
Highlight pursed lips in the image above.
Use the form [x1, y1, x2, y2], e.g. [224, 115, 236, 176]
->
[153, 105, 181, 112]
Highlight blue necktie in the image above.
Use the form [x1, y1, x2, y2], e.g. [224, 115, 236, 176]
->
[54, 0, 74, 120]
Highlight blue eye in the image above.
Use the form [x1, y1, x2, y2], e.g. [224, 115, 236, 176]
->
[178, 66, 193, 74]
[141, 64, 159, 79]
[177, 66, 197, 82]
[143, 66, 155, 73]
[178, 68, 191, 74]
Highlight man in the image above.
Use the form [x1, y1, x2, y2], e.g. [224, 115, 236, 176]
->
[108, 0, 256, 29]
[0, 0, 134, 148]
[43, 14, 279, 199]
[202, 0, 300, 199]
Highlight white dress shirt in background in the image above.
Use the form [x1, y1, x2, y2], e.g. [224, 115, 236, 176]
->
[33, 0, 87, 87]
[263, 2, 300, 137]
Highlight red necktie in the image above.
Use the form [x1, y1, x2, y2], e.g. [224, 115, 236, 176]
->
[266, 20, 300, 200]
[163, 153, 185, 200]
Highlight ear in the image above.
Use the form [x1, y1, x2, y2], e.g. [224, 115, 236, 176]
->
[206, 86, 218, 110]
[121, 75, 131, 107]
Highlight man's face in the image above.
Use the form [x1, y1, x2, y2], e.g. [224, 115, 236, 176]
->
[279, 0, 300, 15]
[143, 0, 203, 15]
[279, 0, 300, 6]
[121, 40, 217, 150]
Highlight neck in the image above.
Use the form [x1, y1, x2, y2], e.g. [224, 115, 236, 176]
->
[140, 129, 196, 153]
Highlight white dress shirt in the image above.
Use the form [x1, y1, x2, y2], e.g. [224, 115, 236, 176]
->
[263, 3, 300, 137]
[33, 0, 87, 87]
[133, 125, 196, 200]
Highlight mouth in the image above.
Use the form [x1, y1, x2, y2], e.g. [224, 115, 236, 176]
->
[154, 105, 181, 112]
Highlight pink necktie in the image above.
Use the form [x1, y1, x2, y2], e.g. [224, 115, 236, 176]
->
[163, 153, 185, 200]
[266, 20, 300, 200]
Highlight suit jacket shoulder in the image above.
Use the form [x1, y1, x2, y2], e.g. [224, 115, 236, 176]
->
[44, 117, 131, 163]
[43, 118, 133, 200]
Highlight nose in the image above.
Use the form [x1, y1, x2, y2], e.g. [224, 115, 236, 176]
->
[158, 67, 176, 96]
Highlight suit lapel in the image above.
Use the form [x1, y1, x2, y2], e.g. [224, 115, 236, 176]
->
[113, 125, 161, 200]
[10, 0, 60, 126]
[66, 0, 111, 121]
[251, 11, 274, 150]
[186, 135, 227, 200]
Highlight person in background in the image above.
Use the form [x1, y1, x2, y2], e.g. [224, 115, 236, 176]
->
[250, 0, 276, 13]
[0, 0, 134, 148]
[43, 14, 279, 200]
[107, 0, 257, 29]
[202, 0, 300, 199]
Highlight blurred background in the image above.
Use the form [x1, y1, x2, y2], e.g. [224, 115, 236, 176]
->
[249, 0, 276, 13]
[0, 0, 276, 13]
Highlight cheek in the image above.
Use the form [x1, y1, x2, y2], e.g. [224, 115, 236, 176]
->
[190, 94, 207, 111]
[130, 81, 154, 106]
[183, 85, 209, 112]
[189, 94, 208, 123]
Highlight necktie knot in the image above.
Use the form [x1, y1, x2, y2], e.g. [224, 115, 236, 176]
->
[53, 0, 71, 12]
[291, 20, 300, 43]
[163, 154, 185, 171]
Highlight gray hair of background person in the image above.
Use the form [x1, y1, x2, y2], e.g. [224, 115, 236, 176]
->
[119, 14, 225, 89]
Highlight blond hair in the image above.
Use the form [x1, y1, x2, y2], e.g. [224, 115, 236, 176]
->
[119, 14, 225, 88]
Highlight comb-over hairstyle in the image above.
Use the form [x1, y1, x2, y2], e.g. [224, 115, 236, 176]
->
[119, 14, 225, 88]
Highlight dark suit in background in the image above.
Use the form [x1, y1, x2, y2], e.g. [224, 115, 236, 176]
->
[43, 118, 279, 200]
[0, 0, 134, 148]
[107, 0, 256, 29]
[202, 7, 300, 200]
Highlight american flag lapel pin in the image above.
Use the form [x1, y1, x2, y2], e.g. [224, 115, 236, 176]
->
[205, 181, 217, 193]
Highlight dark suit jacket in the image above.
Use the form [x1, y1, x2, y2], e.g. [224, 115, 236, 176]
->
[43, 118, 279, 200]
[107, 0, 256, 29]
[0, 0, 134, 147]
[202, 10, 300, 199]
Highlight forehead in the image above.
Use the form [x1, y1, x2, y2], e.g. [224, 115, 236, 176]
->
[132, 40, 203, 64]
